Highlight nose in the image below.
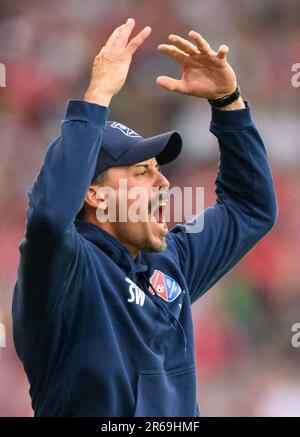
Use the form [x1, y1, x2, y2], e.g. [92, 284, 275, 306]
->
[156, 170, 170, 190]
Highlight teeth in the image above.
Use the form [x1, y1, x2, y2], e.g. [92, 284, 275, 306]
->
[150, 201, 168, 213]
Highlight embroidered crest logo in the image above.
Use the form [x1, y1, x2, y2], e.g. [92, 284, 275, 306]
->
[149, 270, 182, 302]
[110, 122, 141, 138]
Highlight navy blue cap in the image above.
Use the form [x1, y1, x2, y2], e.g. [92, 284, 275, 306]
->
[93, 121, 182, 179]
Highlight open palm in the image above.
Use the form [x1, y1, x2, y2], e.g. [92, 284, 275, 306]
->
[157, 31, 237, 100]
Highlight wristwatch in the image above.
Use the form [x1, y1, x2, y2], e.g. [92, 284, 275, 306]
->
[208, 85, 241, 108]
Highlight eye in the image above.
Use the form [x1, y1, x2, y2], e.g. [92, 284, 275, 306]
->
[136, 169, 147, 176]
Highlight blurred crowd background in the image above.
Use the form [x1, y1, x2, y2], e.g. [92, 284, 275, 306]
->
[0, 0, 300, 416]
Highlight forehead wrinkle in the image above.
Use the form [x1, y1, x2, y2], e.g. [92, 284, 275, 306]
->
[133, 158, 159, 169]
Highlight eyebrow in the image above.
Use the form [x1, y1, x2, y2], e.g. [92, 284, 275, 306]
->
[134, 163, 161, 170]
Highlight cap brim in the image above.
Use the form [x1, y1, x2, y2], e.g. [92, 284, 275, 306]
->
[109, 131, 182, 168]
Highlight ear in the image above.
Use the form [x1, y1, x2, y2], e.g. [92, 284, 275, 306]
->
[84, 184, 108, 212]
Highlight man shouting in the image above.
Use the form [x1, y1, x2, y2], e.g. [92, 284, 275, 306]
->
[13, 19, 277, 417]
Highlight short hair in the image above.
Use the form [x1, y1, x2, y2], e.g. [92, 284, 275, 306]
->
[76, 170, 109, 221]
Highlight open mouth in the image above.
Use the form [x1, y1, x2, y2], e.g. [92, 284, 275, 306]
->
[149, 192, 169, 232]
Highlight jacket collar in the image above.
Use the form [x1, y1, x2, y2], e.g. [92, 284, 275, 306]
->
[75, 220, 148, 277]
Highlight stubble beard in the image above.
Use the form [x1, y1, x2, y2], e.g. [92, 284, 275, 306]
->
[138, 232, 167, 253]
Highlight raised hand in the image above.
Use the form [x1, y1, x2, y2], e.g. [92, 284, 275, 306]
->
[85, 19, 152, 107]
[157, 31, 239, 100]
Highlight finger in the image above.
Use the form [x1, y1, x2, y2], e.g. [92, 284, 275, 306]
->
[126, 26, 152, 55]
[217, 44, 229, 60]
[105, 18, 136, 49]
[157, 44, 188, 63]
[168, 34, 200, 56]
[156, 76, 184, 93]
[188, 31, 212, 55]
[105, 22, 129, 48]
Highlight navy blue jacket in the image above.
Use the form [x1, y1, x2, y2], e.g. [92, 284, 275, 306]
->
[13, 100, 277, 417]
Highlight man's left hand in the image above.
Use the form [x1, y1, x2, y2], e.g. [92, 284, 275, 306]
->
[156, 31, 239, 101]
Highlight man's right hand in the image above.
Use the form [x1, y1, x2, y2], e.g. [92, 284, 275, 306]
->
[84, 19, 151, 107]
